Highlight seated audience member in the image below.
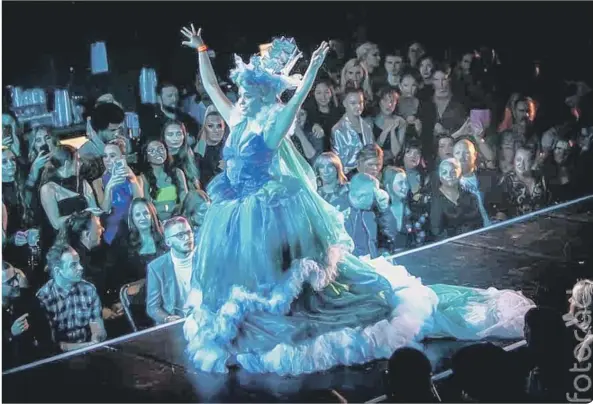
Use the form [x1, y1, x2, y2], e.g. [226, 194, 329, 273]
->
[543, 135, 579, 203]
[194, 109, 227, 187]
[385, 347, 437, 403]
[522, 306, 572, 402]
[58, 211, 124, 321]
[430, 158, 483, 240]
[314, 152, 350, 213]
[140, 140, 188, 221]
[161, 120, 201, 191]
[498, 146, 549, 219]
[397, 140, 430, 216]
[338, 58, 374, 106]
[453, 138, 499, 225]
[497, 95, 540, 152]
[331, 87, 374, 176]
[39, 145, 99, 254]
[3, 239, 54, 368]
[371, 86, 406, 164]
[429, 134, 454, 194]
[2, 147, 38, 272]
[37, 243, 107, 352]
[304, 80, 343, 150]
[497, 130, 520, 176]
[292, 108, 323, 164]
[396, 70, 423, 141]
[418, 62, 468, 166]
[357, 144, 384, 180]
[379, 167, 427, 252]
[381, 50, 405, 89]
[180, 190, 211, 243]
[2, 113, 21, 159]
[92, 139, 143, 245]
[343, 173, 389, 258]
[415, 55, 435, 102]
[451, 342, 523, 402]
[146, 217, 196, 324]
[138, 81, 200, 150]
[118, 198, 167, 282]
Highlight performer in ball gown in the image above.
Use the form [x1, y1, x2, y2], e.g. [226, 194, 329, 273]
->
[180, 24, 535, 376]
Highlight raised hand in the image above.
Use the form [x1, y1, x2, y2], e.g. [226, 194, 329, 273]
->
[180, 24, 204, 50]
[309, 41, 330, 70]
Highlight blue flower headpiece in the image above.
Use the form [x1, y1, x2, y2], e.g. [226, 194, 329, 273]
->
[229, 36, 303, 96]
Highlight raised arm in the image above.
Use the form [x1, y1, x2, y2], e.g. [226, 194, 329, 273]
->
[181, 25, 233, 123]
[265, 42, 330, 149]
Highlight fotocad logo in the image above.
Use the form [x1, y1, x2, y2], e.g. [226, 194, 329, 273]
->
[564, 295, 592, 403]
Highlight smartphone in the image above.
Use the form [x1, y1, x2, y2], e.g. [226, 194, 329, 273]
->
[470, 109, 491, 129]
[114, 159, 126, 173]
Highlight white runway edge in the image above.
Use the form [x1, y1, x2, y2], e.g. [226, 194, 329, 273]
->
[3, 194, 592, 377]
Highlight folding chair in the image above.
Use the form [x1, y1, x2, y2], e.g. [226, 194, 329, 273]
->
[119, 279, 150, 332]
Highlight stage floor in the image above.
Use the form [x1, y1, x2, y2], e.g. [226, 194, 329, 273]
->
[3, 198, 593, 403]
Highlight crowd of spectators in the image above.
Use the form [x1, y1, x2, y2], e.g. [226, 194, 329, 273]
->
[3, 30, 593, 402]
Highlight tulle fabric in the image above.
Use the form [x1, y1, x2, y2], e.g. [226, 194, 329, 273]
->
[186, 103, 535, 375]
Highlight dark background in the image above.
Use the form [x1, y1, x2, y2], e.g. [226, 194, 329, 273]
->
[3, 2, 593, 93]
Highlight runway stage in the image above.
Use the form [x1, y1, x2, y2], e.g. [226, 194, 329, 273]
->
[3, 196, 593, 403]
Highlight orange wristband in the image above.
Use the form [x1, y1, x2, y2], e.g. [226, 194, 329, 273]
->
[197, 45, 208, 53]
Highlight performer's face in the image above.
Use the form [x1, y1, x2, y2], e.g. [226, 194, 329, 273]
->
[238, 87, 262, 116]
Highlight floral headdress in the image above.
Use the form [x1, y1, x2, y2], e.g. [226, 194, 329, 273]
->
[229, 36, 303, 97]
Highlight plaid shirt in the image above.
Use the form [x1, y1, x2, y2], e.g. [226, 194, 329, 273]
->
[36, 279, 102, 344]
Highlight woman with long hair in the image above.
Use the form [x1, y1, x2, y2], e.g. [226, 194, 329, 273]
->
[39, 145, 98, 252]
[161, 120, 201, 191]
[91, 138, 143, 245]
[117, 198, 166, 282]
[194, 108, 227, 187]
[140, 140, 188, 221]
[312, 152, 349, 212]
[339, 58, 374, 103]
[2, 147, 36, 271]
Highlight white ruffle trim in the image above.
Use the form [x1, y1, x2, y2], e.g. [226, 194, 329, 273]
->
[183, 255, 532, 375]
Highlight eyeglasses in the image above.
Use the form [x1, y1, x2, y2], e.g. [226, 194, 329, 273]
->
[168, 230, 192, 241]
[147, 147, 166, 155]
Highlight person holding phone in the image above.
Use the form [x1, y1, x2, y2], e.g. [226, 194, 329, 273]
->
[92, 139, 143, 245]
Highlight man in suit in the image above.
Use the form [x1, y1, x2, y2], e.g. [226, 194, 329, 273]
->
[146, 217, 196, 325]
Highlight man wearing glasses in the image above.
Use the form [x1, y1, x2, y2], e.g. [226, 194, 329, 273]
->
[146, 217, 196, 325]
[3, 257, 53, 368]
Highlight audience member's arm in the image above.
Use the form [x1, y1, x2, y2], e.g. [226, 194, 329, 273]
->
[89, 288, 107, 343]
[146, 263, 169, 324]
[175, 169, 189, 207]
[429, 194, 444, 239]
[40, 183, 71, 230]
[83, 180, 99, 210]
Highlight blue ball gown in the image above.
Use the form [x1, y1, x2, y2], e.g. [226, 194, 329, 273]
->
[184, 105, 534, 375]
